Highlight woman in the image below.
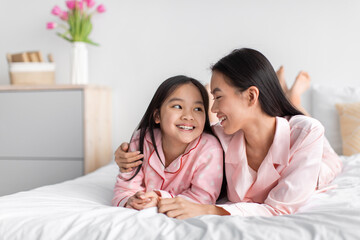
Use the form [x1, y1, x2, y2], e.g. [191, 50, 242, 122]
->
[115, 48, 342, 219]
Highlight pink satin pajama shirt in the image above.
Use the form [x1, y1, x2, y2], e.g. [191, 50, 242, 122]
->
[112, 129, 223, 207]
[213, 115, 342, 216]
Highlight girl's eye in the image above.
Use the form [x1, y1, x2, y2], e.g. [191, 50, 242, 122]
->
[194, 107, 203, 112]
[172, 105, 182, 109]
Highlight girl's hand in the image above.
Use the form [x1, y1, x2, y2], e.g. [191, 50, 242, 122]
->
[140, 191, 160, 209]
[115, 142, 144, 173]
[126, 191, 151, 210]
[158, 197, 230, 219]
[126, 191, 159, 210]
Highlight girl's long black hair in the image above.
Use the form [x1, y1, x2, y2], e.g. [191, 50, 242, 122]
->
[127, 75, 212, 181]
[212, 48, 304, 117]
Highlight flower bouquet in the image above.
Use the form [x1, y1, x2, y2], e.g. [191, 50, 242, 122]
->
[47, 0, 106, 46]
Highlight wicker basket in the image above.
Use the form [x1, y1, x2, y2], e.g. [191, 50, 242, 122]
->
[9, 62, 55, 85]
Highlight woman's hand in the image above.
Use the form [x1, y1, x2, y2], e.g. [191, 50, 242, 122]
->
[158, 197, 230, 219]
[126, 191, 159, 210]
[114, 142, 144, 173]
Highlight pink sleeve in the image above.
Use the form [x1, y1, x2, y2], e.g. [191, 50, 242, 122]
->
[220, 124, 325, 216]
[318, 137, 342, 188]
[112, 132, 145, 207]
[157, 142, 224, 204]
[112, 168, 145, 207]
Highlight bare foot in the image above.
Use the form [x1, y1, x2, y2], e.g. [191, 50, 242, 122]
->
[276, 66, 288, 93]
[288, 71, 311, 108]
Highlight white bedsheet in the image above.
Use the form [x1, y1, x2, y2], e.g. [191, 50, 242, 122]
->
[1, 154, 360, 240]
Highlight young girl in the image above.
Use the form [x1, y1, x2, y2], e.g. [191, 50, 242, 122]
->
[115, 49, 342, 218]
[112, 75, 223, 210]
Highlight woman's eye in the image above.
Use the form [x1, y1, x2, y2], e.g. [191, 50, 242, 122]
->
[172, 105, 182, 109]
[213, 96, 222, 100]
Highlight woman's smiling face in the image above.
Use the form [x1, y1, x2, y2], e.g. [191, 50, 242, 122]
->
[210, 71, 250, 135]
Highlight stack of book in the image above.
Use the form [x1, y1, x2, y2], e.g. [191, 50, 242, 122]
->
[7, 51, 55, 85]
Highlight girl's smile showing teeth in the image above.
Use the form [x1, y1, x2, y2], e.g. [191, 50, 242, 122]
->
[177, 125, 195, 130]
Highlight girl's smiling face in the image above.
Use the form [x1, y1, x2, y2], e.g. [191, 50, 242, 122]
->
[155, 83, 206, 148]
[210, 71, 250, 135]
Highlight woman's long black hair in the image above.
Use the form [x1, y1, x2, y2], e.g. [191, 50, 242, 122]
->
[211, 48, 303, 201]
[211, 48, 304, 117]
[127, 75, 212, 181]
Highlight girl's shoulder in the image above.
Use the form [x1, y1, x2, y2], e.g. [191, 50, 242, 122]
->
[198, 132, 223, 150]
[129, 128, 161, 152]
[130, 129, 141, 141]
[130, 128, 161, 143]
[188, 133, 223, 162]
[286, 115, 324, 133]
[200, 131, 220, 141]
[129, 129, 142, 151]
[194, 132, 221, 147]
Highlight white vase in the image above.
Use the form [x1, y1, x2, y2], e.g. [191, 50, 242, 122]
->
[70, 41, 88, 84]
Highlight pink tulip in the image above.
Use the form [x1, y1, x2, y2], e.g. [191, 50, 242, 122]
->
[60, 11, 68, 21]
[76, 1, 83, 10]
[67, 1, 84, 10]
[66, 1, 75, 9]
[84, 0, 96, 8]
[77, 1, 84, 9]
[46, 22, 57, 29]
[51, 6, 62, 16]
[96, 4, 106, 13]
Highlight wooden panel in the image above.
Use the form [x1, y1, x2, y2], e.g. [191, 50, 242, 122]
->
[0, 90, 83, 158]
[0, 85, 113, 196]
[83, 87, 113, 173]
[0, 159, 83, 196]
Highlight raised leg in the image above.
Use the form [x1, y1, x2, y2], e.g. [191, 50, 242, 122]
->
[276, 66, 311, 116]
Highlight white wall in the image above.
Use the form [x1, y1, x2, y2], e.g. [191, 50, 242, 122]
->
[2, 0, 360, 152]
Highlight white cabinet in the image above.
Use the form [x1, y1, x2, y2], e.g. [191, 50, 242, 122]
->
[0, 85, 112, 196]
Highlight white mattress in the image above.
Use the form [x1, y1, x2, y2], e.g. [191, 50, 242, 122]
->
[1, 154, 360, 240]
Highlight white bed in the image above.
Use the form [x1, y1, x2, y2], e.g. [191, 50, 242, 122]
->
[1, 85, 360, 240]
[0, 153, 360, 240]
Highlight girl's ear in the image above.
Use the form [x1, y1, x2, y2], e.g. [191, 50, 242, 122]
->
[247, 86, 259, 106]
[153, 109, 160, 124]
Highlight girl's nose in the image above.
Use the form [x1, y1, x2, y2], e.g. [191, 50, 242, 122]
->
[181, 110, 194, 120]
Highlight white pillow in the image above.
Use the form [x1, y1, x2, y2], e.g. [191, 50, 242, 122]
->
[311, 84, 360, 155]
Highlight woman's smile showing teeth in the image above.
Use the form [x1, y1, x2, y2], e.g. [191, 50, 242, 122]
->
[218, 116, 227, 125]
[177, 125, 195, 131]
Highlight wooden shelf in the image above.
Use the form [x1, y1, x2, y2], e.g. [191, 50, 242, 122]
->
[0, 84, 110, 91]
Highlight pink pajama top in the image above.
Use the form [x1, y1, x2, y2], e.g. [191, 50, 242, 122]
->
[112, 129, 223, 207]
[213, 115, 342, 216]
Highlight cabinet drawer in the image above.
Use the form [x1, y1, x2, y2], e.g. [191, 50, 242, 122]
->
[0, 159, 83, 196]
[0, 90, 83, 158]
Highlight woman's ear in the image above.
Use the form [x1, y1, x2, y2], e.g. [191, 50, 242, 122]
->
[153, 109, 160, 124]
[247, 86, 259, 106]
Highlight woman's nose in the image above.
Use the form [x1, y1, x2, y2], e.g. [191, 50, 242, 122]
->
[211, 102, 217, 113]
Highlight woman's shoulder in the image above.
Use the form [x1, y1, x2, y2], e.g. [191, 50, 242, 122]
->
[287, 115, 324, 133]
